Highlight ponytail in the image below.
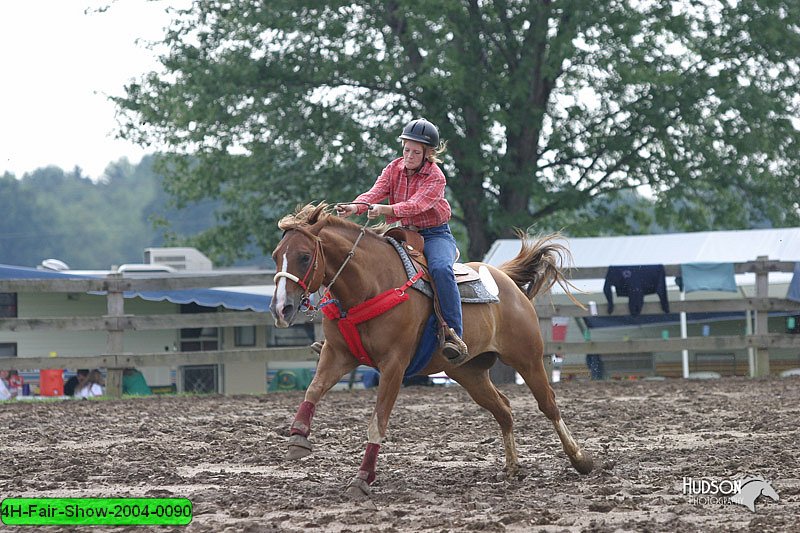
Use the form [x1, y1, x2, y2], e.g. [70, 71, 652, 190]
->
[426, 140, 448, 164]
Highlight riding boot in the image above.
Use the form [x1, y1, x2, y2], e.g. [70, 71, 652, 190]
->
[442, 327, 469, 366]
[310, 340, 325, 355]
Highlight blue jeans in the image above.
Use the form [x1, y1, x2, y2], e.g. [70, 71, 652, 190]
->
[419, 224, 463, 337]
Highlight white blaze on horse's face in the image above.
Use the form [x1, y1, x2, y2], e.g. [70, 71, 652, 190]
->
[270, 252, 294, 328]
[271, 232, 313, 328]
[269, 252, 302, 328]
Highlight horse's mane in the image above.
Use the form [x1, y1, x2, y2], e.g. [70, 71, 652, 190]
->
[277, 202, 389, 239]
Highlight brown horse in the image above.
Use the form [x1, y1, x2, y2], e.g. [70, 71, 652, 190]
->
[269, 203, 593, 497]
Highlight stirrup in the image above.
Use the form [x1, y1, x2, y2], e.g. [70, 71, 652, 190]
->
[310, 340, 325, 355]
[442, 329, 468, 366]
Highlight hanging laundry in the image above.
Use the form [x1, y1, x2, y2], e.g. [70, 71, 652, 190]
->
[603, 265, 670, 316]
[676, 263, 738, 293]
[787, 262, 800, 303]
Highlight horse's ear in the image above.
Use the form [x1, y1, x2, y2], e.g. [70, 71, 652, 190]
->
[307, 203, 329, 225]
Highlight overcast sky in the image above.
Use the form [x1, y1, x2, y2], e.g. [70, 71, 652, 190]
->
[0, 0, 186, 180]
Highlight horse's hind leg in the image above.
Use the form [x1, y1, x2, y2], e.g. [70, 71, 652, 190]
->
[286, 345, 358, 460]
[448, 367, 520, 476]
[511, 349, 594, 474]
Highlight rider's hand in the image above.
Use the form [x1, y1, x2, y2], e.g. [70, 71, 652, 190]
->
[335, 205, 357, 217]
[367, 204, 394, 220]
[367, 204, 383, 220]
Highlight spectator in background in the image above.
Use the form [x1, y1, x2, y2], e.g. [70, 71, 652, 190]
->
[122, 368, 152, 396]
[0, 369, 13, 400]
[7, 370, 23, 397]
[75, 369, 105, 399]
[64, 369, 89, 397]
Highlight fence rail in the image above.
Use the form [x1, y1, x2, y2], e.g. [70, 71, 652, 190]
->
[0, 272, 275, 293]
[0, 347, 314, 372]
[0, 311, 270, 332]
[536, 298, 798, 318]
[1, 257, 798, 393]
[548, 334, 800, 355]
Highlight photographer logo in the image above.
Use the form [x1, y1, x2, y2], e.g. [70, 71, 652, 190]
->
[682, 476, 779, 512]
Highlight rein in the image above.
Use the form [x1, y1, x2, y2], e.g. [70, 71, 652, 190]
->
[323, 202, 373, 298]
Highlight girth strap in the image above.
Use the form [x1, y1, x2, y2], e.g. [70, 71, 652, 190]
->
[320, 271, 424, 367]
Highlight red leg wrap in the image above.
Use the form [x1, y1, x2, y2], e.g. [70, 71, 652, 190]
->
[357, 443, 381, 485]
[290, 400, 316, 437]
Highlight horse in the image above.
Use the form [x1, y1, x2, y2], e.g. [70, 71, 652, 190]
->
[269, 203, 593, 497]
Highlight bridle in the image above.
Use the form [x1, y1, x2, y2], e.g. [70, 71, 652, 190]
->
[273, 231, 325, 314]
[273, 235, 323, 293]
[273, 203, 372, 317]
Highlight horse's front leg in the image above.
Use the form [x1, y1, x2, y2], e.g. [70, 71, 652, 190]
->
[287, 344, 358, 460]
[347, 360, 405, 499]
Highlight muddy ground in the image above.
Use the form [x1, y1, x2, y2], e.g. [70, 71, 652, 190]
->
[1, 376, 799, 532]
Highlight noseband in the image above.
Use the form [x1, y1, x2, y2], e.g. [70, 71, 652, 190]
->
[273, 233, 325, 306]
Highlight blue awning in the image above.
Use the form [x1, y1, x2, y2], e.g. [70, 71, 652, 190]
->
[125, 288, 269, 312]
[0, 264, 271, 312]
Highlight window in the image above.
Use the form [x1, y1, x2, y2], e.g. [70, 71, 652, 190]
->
[179, 303, 219, 351]
[0, 293, 17, 318]
[0, 343, 17, 357]
[267, 323, 315, 347]
[234, 326, 256, 347]
[181, 365, 218, 394]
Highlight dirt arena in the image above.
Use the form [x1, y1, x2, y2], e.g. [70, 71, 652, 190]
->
[2, 375, 799, 532]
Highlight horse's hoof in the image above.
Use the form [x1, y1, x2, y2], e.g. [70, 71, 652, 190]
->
[346, 477, 371, 499]
[569, 450, 594, 475]
[504, 462, 521, 478]
[286, 434, 313, 460]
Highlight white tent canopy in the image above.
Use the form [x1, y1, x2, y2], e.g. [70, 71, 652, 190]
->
[482, 227, 800, 295]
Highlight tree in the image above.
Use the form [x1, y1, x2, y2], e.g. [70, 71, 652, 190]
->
[114, 0, 800, 262]
[0, 172, 62, 267]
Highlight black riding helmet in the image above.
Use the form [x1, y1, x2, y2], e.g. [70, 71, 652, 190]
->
[399, 118, 439, 147]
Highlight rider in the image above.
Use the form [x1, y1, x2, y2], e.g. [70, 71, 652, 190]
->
[335, 118, 469, 365]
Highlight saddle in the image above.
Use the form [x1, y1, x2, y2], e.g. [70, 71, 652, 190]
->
[385, 228, 480, 284]
[384, 231, 499, 304]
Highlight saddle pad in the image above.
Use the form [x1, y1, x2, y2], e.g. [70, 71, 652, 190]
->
[453, 262, 480, 282]
[386, 237, 500, 304]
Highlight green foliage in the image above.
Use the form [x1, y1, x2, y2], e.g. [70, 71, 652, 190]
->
[0, 158, 253, 269]
[114, 0, 800, 261]
[0, 172, 62, 266]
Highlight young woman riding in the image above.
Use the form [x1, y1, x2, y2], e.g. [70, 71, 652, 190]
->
[336, 118, 468, 365]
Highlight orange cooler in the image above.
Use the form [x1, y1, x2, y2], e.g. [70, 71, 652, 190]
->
[39, 369, 64, 396]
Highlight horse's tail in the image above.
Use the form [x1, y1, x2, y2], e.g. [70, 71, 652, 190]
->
[498, 230, 584, 307]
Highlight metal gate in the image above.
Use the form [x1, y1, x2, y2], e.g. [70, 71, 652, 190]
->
[181, 365, 218, 394]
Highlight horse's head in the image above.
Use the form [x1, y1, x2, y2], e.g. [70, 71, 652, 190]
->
[269, 204, 329, 327]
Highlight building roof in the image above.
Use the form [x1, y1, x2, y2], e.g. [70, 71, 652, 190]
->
[0, 264, 273, 312]
[484, 227, 800, 267]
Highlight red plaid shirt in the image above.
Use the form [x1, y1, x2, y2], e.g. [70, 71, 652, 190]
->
[354, 158, 451, 229]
